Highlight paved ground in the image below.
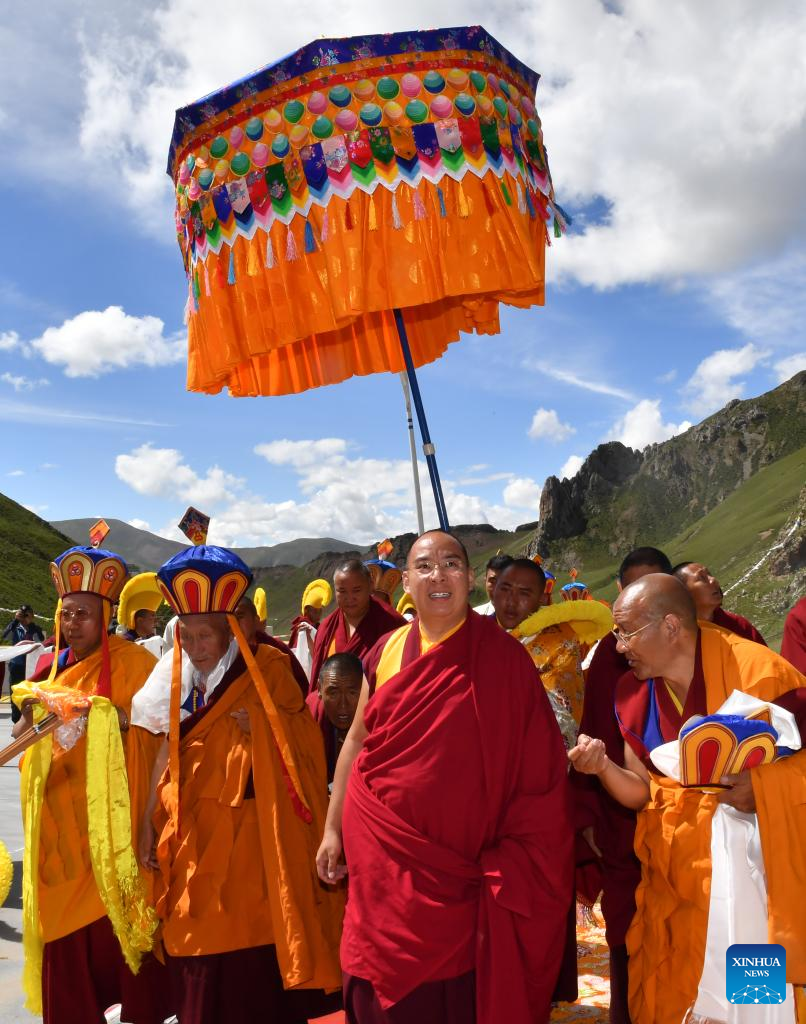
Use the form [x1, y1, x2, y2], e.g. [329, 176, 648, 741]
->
[0, 701, 32, 1023]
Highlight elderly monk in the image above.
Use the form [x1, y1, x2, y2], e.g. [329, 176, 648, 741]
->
[316, 530, 572, 1024]
[570, 574, 806, 1024]
[573, 545, 671, 1024]
[672, 561, 766, 644]
[133, 545, 342, 1024]
[308, 558, 405, 687]
[12, 546, 164, 1024]
[782, 596, 806, 674]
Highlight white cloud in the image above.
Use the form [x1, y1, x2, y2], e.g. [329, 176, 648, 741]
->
[0, 372, 49, 392]
[114, 436, 544, 545]
[529, 362, 635, 401]
[706, 251, 806, 346]
[545, 2, 806, 288]
[254, 438, 349, 470]
[31, 306, 184, 377]
[683, 343, 770, 417]
[559, 454, 584, 480]
[0, 330, 20, 351]
[23, 503, 48, 515]
[127, 518, 152, 531]
[7, 469, 25, 477]
[773, 352, 806, 383]
[39, 463, 58, 470]
[503, 477, 542, 511]
[115, 443, 243, 507]
[528, 407, 576, 442]
[608, 399, 692, 450]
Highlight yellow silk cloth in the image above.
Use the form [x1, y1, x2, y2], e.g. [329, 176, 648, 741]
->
[16, 638, 158, 1014]
[626, 625, 806, 1024]
[515, 621, 586, 726]
[374, 617, 466, 690]
[153, 642, 343, 991]
[188, 173, 545, 396]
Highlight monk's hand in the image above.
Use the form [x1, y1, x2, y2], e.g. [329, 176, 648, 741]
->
[316, 828, 348, 884]
[138, 818, 159, 871]
[717, 771, 756, 813]
[230, 708, 251, 734]
[568, 734, 609, 775]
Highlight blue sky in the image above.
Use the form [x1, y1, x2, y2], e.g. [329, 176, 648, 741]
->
[2, 1, 805, 547]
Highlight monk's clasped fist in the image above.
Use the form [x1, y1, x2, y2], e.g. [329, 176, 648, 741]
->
[567, 734, 609, 775]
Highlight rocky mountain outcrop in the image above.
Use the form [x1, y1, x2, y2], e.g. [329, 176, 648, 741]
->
[531, 371, 806, 556]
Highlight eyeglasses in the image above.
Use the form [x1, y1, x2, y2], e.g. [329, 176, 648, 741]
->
[409, 559, 467, 576]
[60, 608, 94, 623]
[611, 620, 657, 647]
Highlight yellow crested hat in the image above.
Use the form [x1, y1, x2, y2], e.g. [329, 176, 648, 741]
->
[118, 572, 164, 630]
[301, 578, 332, 614]
[396, 593, 416, 616]
[50, 545, 128, 603]
[254, 587, 267, 623]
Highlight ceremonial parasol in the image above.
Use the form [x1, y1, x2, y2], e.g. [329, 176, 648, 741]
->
[168, 26, 566, 529]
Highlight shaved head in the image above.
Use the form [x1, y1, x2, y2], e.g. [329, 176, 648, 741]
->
[616, 573, 698, 629]
[613, 573, 699, 682]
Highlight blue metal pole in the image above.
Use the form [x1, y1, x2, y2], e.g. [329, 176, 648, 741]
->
[393, 308, 450, 531]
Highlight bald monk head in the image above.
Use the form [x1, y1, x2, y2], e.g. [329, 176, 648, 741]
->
[613, 573, 698, 683]
[179, 612, 231, 675]
[403, 530, 475, 641]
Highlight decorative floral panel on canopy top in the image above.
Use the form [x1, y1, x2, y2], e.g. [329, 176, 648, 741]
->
[168, 26, 567, 398]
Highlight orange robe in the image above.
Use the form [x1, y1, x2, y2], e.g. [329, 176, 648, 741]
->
[32, 637, 157, 944]
[153, 642, 342, 988]
[617, 626, 806, 1024]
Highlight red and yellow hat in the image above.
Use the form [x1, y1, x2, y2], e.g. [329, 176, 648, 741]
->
[156, 544, 252, 616]
[50, 545, 129, 603]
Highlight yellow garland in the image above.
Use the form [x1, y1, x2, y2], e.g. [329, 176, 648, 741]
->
[18, 698, 157, 1014]
[85, 698, 158, 972]
[512, 600, 614, 645]
[0, 840, 13, 907]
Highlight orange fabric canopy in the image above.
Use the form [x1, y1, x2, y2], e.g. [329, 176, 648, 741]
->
[170, 27, 564, 397]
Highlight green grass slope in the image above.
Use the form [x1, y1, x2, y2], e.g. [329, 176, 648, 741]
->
[539, 445, 806, 648]
[0, 494, 74, 624]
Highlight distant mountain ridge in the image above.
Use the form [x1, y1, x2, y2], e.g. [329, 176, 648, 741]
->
[49, 518, 360, 571]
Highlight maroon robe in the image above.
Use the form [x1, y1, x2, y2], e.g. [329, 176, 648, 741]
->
[256, 629, 309, 697]
[572, 632, 641, 949]
[305, 690, 341, 782]
[341, 611, 572, 1024]
[309, 597, 405, 687]
[781, 597, 806, 674]
[711, 605, 766, 645]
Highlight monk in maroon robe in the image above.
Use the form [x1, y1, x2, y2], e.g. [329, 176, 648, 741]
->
[781, 596, 806, 673]
[233, 595, 310, 696]
[309, 559, 405, 687]
[672, 562, 766, 644]
[572, 546, 672, 1024]
[316, 531, 572, 1024]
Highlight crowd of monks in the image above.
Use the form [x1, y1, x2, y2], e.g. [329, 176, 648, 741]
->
[3, 532, 806, 1024]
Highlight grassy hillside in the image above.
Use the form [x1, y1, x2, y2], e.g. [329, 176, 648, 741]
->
[539, 445, 806, 647]
[0, 494, 74, 624]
